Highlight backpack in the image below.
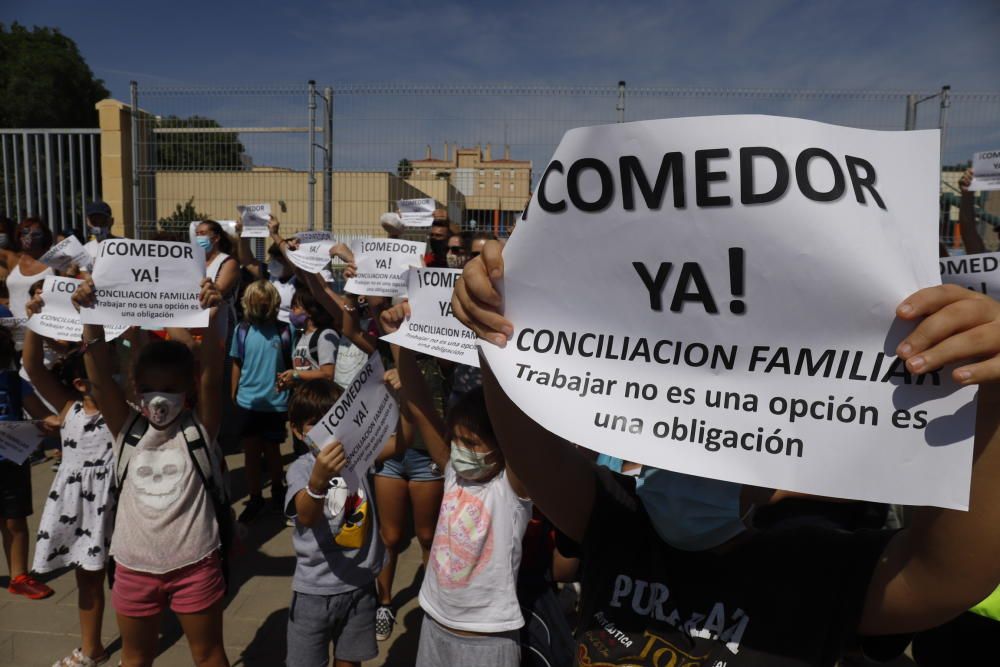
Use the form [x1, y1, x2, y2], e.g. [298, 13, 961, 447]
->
[235, 320, 293, 367]
[300, 328, 335, 369]
[109, 411, 234, 590]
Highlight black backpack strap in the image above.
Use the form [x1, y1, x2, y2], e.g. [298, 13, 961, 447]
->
[308, 329, 322, 367]
[115, 411, 149, 489]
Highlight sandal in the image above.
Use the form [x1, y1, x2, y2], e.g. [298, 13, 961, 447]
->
[52, 648, 110, 667]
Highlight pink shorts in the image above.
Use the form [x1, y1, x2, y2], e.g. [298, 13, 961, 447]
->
[112, 552, 225, 617]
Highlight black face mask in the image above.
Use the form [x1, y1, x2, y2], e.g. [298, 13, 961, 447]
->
[429, 237, 449, 258]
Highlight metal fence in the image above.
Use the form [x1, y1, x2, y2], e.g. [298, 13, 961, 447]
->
[0, 129, 101, 233]
[2, 83, 998, 248]
[128, 82, 1000, 247]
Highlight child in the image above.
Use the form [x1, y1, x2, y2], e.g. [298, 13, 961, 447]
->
[73, 278, 231, 667]
[276, 287, 339, 390]
[382, 304, 531, 666]
[231, 279, 292, 522]
[0, 325, 55, 602]
[284, 378, 403, 666]
[23, 321, 114, 667]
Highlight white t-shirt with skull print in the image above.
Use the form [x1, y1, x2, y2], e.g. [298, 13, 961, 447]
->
[109, 412, 220, 574]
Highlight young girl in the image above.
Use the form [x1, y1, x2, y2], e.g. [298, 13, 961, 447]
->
[193, 221, 240, 327]
[23, 321, 114, 667]
[73, 277, 230, 667]
[276, 287, 339, 391]
[230, 280, 291, 522]
[382, 303, 531, 666]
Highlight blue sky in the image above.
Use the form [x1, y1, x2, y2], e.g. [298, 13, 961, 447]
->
[4, 0, 999, 169]
[6, 0, 998, 96]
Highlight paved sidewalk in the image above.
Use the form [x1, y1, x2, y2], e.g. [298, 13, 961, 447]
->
[0, 444, 426, 666]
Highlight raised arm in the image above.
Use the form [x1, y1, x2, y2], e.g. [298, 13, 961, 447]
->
[958, 168, 986, 255]
[22, 301, 77, 416]
[233, 220, 265, 281]
[860, 285, 1000, 634]
[195, 280, 226, 440]
[73, 281, 130, 438]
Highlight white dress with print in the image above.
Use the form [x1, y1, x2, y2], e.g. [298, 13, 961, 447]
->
[32, 403, 115, 573]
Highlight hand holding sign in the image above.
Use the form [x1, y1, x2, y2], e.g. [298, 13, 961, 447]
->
[39, 235, 93, 273]
[0, 421, 46, 465]
[308, 441, 348, 492]
[969, 150, 1000, 191]
[397, 198, 436, 227]
[344, 238, 425, 297]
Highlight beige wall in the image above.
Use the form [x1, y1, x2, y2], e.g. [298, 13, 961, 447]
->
[155, 170, 431, 237]
[409, 143, 531, 215]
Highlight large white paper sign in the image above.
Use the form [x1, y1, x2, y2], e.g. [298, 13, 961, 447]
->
[28, 276, 86, 341]
[482, 115, 974, 510]
[39, 236, 92, 272]
[81, 240, 208, 328]
[286, 241, 335, 274]
[0, 421, 44, 465]
[344, 238, 425, 297]
[969, 149, 1000, 191]
[305, 353, 398, 487]
[940, 251, 1000, 298]
[382, 268, 479, 367]
[188, 220, 237, 245]
[236, 203, 270, 238]
[397, 198, 436, 227]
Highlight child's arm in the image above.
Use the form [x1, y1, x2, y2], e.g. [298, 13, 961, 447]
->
[72, 280, 130, 438]
[195, 280, 226, 440]
[294, 442, 346, 527]
[375, 367, 412, 464]
[22, 300, 78, 415]
[958, 168, 986, 255]
[300, 271, 376, 353]
[381, 304, 450, 471]
[233, 220, 265, 281]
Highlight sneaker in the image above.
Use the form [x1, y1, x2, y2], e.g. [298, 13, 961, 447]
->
[374, 605, 395, 641]
[52, 647, 110, 666]
[8, 573, 54, 600]
[271, 483, 287, 512]
[238, 495, 266, 523]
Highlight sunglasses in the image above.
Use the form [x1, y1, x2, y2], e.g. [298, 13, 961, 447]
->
[448, 246, 466, 254]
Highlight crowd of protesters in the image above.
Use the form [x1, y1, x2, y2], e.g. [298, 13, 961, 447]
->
[0, 165, 997, 667]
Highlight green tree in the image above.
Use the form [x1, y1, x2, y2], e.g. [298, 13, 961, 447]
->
[397, 158, 413, 179]
[0, 23, 109, 128]
[157, 197, 211, 238]
[155, 115, 246, 169]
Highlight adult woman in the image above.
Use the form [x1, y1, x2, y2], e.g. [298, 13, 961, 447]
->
[1, 218, 54, 320]
[194, 221, 241, 326]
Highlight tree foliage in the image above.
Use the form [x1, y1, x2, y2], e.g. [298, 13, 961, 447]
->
[0, 23, 109, 128]
[157, 197, 211, 237]
[397, 158, 413, 179]
[155, 115, 246, 170]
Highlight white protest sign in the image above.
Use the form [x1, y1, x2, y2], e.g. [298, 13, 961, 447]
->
[940, 251, 1000, 298]
[236, 203, 270, 238]
[344, 238, 425, 297]
[27, 277, 128, 342]
[383, 268, 479, 367]
[39, 236, 92, 272]
[0, 421, 44, 465]
[187, 220, 237, 245]
[286, 240, 335, 274]
[81, 240, 208, 328]
[295, 230, 332, 243]
[83, 240, 99, 261]
[482, 115, 975, 510]
[304, 353, 398, 488]
[397, 198, 436, 227]
[969, 149, 1000, 191]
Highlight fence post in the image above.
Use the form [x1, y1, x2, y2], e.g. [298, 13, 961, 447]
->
[22, 132, 33, 217]
[617, 80, 626, 123]
[904, 94, 917, 130]
[130, 81, 141, 238]
[323, 86, 333, 233]
[307, 80, 317, 231]
[938, 85, 951, 164]
[44, 133, 54, 228]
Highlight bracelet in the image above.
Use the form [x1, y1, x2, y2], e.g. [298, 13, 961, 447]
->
[305, 484, 327, 501]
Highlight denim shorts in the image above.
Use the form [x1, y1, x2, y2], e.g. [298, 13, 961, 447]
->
[374, 447, 443, 481]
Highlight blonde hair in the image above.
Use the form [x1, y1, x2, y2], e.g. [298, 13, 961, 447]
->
[241, 279, 281, 325]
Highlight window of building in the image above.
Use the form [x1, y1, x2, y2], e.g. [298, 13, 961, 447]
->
[509, 183, 515, 191]
[494, 170, 500, 176]
[510, 170, 516, 177]
[494, 182, 500, 189]
[479, 169, 485, 176]
[479, 182, 484, 189]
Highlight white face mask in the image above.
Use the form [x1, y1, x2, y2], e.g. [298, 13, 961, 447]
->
[140, 391, 186, 428]
[450, 442, 498, 480]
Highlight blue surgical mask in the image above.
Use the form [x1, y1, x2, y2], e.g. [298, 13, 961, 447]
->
[450, 442, 497, 480]
[195, 236, 213, 252]
[89, 225, 110, 241]
[289, 311, 308, 329]
[635, 467, 747, 551]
